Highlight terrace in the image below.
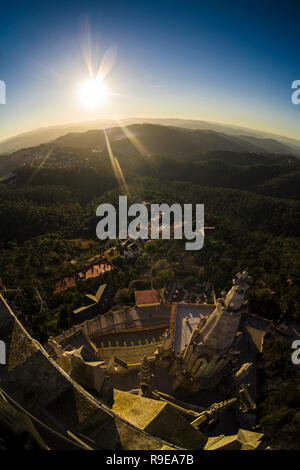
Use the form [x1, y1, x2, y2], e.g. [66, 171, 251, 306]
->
[53, 258, 111, 294]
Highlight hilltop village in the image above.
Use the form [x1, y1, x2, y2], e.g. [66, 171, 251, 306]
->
[0, 125, 300, 450]
[44, 270, 270, 446]
[2, 254, 298, 450]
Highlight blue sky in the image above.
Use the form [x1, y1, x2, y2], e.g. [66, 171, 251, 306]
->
[0, 0, 299, 139]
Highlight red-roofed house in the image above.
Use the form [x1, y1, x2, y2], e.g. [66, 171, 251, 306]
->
[135, 289, 161, 307]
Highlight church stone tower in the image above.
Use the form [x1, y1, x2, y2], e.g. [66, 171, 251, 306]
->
[169, 272, 252, 393]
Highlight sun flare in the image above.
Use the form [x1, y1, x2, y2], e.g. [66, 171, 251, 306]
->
[78, 78, 108, 108]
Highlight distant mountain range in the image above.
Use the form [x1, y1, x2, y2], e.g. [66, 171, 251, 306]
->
[1, 122, 300, 203]
[1, 123, 300, 178]
[52, 124, 298, 157]
[1, 118, 300, 156]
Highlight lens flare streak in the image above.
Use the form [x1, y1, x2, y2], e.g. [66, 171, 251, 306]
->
[27, 150, 53, 184]
[104, 130, 129, 194]
[116, 119, 151, 158]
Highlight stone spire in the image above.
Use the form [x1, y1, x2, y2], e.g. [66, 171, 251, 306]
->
[138, 357, 153, 397]
[171, 271, 253, 393]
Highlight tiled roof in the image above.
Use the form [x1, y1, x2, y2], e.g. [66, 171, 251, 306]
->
[135, 289, 160, 306]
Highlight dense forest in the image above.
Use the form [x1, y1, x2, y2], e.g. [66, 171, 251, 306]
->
[0, 126, 299, 448]
[257, 335, 300, 450]
[0, 135, 299, 340]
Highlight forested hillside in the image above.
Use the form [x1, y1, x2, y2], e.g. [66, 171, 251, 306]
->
[0, 125, 299, 338]
[0, 127, 299, 450]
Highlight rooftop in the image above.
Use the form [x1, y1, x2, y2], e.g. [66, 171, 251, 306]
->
[173, 303, 215, 354]
[92, 327, 166, 364]
[135, 289, 161, 306]
[0, 294, 177, 450]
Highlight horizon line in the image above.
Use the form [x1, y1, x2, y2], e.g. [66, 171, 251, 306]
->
[1, 115, 300, 145]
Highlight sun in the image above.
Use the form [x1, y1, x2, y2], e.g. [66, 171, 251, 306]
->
[78, 78, 108, 108]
